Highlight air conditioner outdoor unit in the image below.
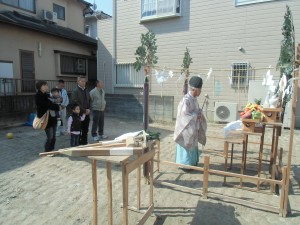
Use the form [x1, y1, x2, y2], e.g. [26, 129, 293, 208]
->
[42, 10, 57, 23]
[214, 102, 238, 123]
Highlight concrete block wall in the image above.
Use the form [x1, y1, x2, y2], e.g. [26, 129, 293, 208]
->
[105, 94, 174, 123]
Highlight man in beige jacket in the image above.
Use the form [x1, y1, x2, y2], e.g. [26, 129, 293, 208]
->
[90, 80, 107, 141]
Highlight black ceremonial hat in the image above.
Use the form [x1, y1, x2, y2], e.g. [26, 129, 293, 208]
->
[189, 76, 203, 88]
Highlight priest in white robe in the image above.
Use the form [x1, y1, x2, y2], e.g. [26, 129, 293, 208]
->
[174, 76, 207, 166]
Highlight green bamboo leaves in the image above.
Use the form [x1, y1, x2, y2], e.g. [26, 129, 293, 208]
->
[133, 30, 158, 73]
[276, 5, 295, 80]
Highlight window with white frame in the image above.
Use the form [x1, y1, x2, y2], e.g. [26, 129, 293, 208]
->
[116, 63, 144, 87]
[235, 0, 275, 6]
[0, 0, 36, 12]
[231, 62, 249, 87]
[141, 0, 181, 21]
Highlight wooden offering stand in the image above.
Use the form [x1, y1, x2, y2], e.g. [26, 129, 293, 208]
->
[241, 118, 263, 133]
[261, 107, 283, 123]
[40, 135, 160, 225]
[240, 118, 265, 189]
[240, 106, 283, 191]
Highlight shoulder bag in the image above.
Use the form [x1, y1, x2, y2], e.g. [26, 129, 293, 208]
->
[33, 111, 49, 130]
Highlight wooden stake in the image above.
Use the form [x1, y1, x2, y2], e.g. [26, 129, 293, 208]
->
[137, 153, 141, 210]
[150, 159, 154, 205]
[203, 156, 210, 199]
[106, 162, 113, 225]
[279, 166, 288, 216]
[122, 160, 129, 225]
[240, 134, 248, 187]
[92, 160, 98, 225]
[271, 126, 280, 192]
[257, 125, 265, 190]
[156, 141, 160, 173]
[224, 141, 229, 183]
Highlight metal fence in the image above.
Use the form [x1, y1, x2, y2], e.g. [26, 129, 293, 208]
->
[0, 78, 96, 123]
[116, 63, 144, 87]
[0, 78, 78, 96]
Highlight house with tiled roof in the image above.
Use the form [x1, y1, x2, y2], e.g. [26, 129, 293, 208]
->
[0, 0, 97, 93]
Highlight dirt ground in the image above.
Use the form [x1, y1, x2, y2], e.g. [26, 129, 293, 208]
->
[0, 117, 299, 225]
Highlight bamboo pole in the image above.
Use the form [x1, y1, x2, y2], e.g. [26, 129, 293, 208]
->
[143, 72, 150, 180]
[283, 62, 299, 216]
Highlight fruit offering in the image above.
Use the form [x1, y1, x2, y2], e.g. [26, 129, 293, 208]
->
[240, 99, 263, 120]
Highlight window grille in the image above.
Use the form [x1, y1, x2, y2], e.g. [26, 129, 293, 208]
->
[141, 0, 180, 21]
[231, 62, 249, 87]
[60, 55, 86, 75]
[116, 63, 144, 88]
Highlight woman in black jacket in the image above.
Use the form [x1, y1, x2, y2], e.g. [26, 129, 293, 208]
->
[35, 81, 61, 152]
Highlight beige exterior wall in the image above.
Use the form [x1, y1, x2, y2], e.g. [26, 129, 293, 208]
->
[0, 23, 95, 81]
[0, 0, 96, 89]
[86, 17, 98, 39]
[108, 0, 300, 119]
[0, 0, 85, 33]
[65, 0, 85, 33]
[98, 18, 114, 93]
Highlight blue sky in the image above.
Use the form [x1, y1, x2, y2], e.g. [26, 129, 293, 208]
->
[85, 0, 112, 16]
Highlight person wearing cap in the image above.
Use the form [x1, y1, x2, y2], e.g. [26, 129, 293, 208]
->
[174, 76, 207, 167]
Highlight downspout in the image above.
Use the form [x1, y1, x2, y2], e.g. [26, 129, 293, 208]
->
[97, 38, 100, 81]
[112, 0, 116, 94]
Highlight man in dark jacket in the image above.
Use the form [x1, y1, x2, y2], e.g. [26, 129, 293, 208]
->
[70, 76, 91, 145]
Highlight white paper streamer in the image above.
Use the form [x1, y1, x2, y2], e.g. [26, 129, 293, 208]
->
[205, 68, 212, 83]
[228, 75, 232, 85]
